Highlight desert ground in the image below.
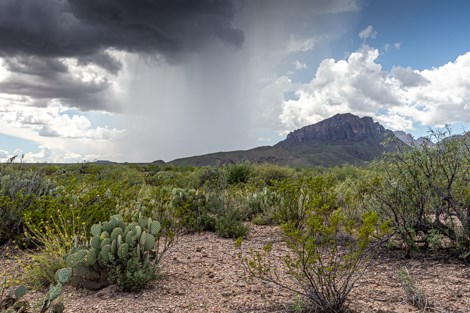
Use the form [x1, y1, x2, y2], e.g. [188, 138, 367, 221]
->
[2, 225, 469, 313]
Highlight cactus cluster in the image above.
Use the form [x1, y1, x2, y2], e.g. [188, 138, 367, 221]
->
[1, 268, 70, 313]
[39, 268, 71, 313]
[65, 214, 161, 290]
[0, 277, 28, 312]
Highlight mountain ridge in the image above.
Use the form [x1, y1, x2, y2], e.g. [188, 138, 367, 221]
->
[165, 113, 401, 167]
[279, 113, 387, 144]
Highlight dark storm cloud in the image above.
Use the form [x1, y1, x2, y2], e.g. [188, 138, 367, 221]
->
[3, 55, 68, 78]
[0, 54, 110, 110]
[0, 0, 243, 111]
[77, 52, 122, 74]
[0, 0, 244, 63]
[0, 77, 108, 101]
[0, 66, 111, 111]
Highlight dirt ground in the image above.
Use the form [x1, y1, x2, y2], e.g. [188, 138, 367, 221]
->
[2, 225, 469, 313]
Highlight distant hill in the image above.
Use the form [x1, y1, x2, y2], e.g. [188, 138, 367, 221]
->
[93, 160, 117, 164]
[394, 131, 430, 147]
[166, 113, 402, 167]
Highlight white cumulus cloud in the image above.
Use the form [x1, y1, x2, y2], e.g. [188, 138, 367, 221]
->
[279, 45, 470, 132]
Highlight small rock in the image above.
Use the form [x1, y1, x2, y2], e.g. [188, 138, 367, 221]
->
[95, 285, 118, 299]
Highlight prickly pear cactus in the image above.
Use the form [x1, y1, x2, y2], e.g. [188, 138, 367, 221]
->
[40, 268, 71, 313]
[65, 214, 162, 290]
[0, 277, 28, 312]
[1, 268, 70, 313]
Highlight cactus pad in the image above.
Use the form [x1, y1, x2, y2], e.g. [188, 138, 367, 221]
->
[111, 239, 118, 255]
[118, 243, 129, 259]
[55, 268, 72, 284]
[65, 254, 78, 267]
[102, 221, 113, 233]
[100, 238, 111, 249]
[99, 231, 110, 241]
[85, 248, 97, 266]
[15, 285, 27, 299]
[149, 221, 161, 235]
[143, 234, 156, 251]
[140, 230, 148, 247]
[138, 217, 147, 229]
[90, 236, 101, 250]
[90, 223, 102, 237]
[99, 245, 111, 263]
[48, 283, 62, 302]
[110, 227, 123, 241]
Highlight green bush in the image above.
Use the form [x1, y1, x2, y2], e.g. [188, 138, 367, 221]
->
[198, 167, 226, 189]
[22, 186, 116, 245]
[107, 251, 157, 292]
[226, 163, 251, 185]
[242, 176, 390, 313]
[171, 188, 214, 232]
[248, 188, 280, 225]
[249, 164, 294, 187]
[215, 214, 248, 239]
[20, 211, 86, 290]
[0, 161, 57, 244]
[370, 129, 470, 256]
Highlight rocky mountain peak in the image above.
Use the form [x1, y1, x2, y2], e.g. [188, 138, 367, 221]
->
[394, 131, 431, 147]
[281, 113, 387, 144]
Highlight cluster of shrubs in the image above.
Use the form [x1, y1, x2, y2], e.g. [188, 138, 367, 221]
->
[0, 129, 468, 312]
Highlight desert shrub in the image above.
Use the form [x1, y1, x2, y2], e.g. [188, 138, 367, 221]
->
[65, 214, 172, 292]
[117, 186, 174, 226]
[171, 188, 214, 232]
[0, 195, 25, 244]
[396, 267, 429, 310]
[249, 164, 294, 187]
[370, 129, 470, 256]
[146, 166, 200, 189]
[20, 211, 86, 290]
[248, 188, 280, 225]
[0, 160, 57, 243]
[198, 167, 226, 189]
[226, 163, 252, 185]
[171, 185, 251, 238]
[215, 209, 248, 239]
[106, 251, 157, 292]
[22, 183, 121, 244]
[242, 176, 389, 313]
[272, 176, 338, 228]
[95, 165, 144, 186]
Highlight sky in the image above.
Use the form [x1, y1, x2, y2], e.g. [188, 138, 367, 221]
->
[0, 0, 469, 163]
